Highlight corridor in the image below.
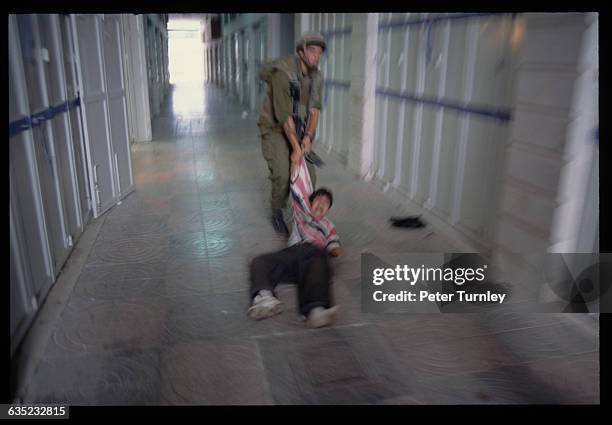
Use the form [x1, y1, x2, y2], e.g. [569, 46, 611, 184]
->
[16, 83, 599, 405]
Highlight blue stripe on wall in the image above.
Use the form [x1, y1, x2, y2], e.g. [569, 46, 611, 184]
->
[376, 88, 512, 122]
[9, 97, 80, 138]
[378, 13, 510, 31]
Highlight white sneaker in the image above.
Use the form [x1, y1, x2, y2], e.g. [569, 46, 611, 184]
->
[306, 305, 339, 328]
[247, 290, 283, 320]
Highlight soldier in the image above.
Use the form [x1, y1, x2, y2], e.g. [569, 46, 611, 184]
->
[257, 32, 326, 235]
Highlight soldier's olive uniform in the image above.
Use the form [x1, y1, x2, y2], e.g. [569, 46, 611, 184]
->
[257, 54, 323, 210]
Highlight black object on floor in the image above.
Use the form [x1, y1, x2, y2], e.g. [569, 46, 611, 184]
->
[390, 216, 426, 228]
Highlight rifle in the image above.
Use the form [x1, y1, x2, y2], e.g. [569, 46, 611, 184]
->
[289, 80, 325, 168]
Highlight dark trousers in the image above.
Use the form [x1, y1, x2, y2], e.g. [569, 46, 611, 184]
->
[250, 242, 332, 316]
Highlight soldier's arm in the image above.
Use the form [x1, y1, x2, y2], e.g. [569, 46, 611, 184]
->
[301, 108, 319, 153]
[304, 108, 320, 140]
[283, 117, 303, 164]
[305, 73, 324, 143]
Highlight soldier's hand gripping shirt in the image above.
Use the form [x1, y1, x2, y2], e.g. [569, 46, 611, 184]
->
[288, 157, 340, 252]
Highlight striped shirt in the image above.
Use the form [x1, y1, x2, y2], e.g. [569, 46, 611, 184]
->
[288, 157, 341, 252]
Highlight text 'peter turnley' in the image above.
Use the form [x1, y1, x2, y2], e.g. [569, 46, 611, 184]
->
[370, 264, 507, 304]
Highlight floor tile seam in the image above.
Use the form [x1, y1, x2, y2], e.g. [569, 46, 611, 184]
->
[81, 211, 112, 266]
[95, 229, 209, 242]
[104, 211, 172, 222]
[76, 274, 212, 284]
[249, 338, 277, 405]
[25, 371, 163, 395]
[43, 327, 239, 357]
[382, 344, 600, 380]
[188, 131, 213, 259]
[374, 319, 597, 350]
[90, 236, 215, 250]
[251, 322, 371, 340]
[80, 259, 208, 272]
[502, 348, 601, 368]
[65, 287, 250, 305]
[410, 348, 601, 385]
[476, 319, 600, 339]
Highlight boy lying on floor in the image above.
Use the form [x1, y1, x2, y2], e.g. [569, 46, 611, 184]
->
[247, 146, 344, 328]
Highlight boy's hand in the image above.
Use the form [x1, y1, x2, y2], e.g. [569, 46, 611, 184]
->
[291, 145, 303, 165]
[329, 247, 345, 257]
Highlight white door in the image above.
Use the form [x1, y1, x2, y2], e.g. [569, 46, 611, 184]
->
[103, 15, 134, 198]
[15, 14, 72, 275]
[71, 14, 133, 217]
[60, 14, 92, 225]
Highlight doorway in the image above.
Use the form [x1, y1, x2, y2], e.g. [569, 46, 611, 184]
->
[168, 17, 205, 84]
[167, 16, 206, 116]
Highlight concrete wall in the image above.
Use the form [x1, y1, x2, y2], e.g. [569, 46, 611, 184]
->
[492, 13, 598, 275]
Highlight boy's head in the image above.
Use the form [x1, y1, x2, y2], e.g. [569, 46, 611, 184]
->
[309, 187, 333, 220]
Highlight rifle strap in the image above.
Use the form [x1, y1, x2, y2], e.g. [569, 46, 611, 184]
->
[292, 56, 318, 139]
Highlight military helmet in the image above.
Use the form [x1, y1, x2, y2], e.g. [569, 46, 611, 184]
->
[296, 32, 327, 53]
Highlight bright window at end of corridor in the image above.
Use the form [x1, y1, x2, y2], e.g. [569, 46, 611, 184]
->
[168, 18, 205, 84]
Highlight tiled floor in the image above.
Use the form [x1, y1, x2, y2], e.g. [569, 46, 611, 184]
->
[21, 83, 599, 405]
